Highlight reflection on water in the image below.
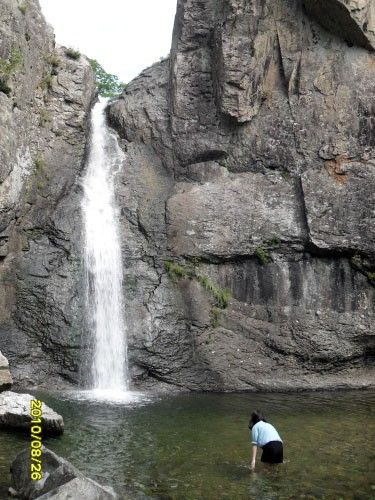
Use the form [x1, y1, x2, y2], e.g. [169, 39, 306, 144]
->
[1, 391, 374, 499]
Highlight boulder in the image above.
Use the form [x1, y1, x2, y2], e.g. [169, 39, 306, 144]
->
[10, 447, 117, 499]
[0, 350, 12, 391]
[0, 392, 63, 435]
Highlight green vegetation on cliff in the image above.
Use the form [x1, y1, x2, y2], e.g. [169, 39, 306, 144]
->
[0, 47, 23, 95]
[165, 260, 231, 309]
[65, 48, 81, 60]
[89, 59, 125, 97]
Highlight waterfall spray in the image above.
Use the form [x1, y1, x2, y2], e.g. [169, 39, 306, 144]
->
[82, 98, 129, 394]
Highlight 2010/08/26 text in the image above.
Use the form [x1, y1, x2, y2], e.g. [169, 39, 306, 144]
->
[30, 400, 43, 481]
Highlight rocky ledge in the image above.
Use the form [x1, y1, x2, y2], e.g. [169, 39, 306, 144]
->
[0, 392, 63, 436]
[10, 447, 117, 499]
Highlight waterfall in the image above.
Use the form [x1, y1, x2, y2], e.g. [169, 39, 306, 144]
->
[82, 98, 129, 394]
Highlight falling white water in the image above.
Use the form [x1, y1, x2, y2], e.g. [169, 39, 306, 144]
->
[82, 98, 129, 395]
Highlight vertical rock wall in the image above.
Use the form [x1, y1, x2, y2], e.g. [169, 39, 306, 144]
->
[0, 0, 96, 387]
[107, 0, 375, 391]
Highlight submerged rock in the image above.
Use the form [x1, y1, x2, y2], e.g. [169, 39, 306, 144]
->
[0, 392, 63, 435]
[0, 351, 12, 391]
[10, 447, 117, 499]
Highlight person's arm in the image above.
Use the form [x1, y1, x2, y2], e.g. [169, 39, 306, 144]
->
[250, 444, 257, 470]
[250, 425, 259, 470]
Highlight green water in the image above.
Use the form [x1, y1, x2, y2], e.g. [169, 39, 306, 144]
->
[1, 391, 374, 499]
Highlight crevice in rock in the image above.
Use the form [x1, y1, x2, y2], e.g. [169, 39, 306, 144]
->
[302, 0, 374, 51]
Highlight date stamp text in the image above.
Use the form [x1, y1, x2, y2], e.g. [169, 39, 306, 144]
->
[30, 400, 43, 481]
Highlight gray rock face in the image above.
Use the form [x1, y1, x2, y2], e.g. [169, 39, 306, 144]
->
[11, 447, 117, 499]
[106, 0, 375, 391]
[0, 391, 63, 435]
[0, 0, 374, 392]
[0, 350, 12, 390]
[303, 0, 375, 51]
[302, 159, 375, 255]
[0, 0, 96, 387]
[167, 171, 306, 258]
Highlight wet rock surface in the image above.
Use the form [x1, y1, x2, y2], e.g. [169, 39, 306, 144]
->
[106, 0, 375, 391]
[0, 391, 63, 435]
[10, 447, 117, 499]
[0, 0, 96, 387]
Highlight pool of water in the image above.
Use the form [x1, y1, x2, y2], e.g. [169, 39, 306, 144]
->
[1, 390, 374, 499]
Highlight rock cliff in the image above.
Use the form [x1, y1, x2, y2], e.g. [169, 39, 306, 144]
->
[0, 0, 96, 387]
[107, 0, 375, 390]
[0, 0, 374, 392]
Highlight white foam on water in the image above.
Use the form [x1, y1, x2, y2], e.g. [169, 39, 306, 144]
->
[63, 389, 151, 406]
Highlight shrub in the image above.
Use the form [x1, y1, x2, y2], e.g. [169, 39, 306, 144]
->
[65, 48, 81, 60]
[367, 272, 375, 282]
[255, 246, 271, 265]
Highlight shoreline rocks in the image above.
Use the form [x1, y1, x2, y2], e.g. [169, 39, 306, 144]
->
[0, 392, 63, 436]
[10, 447, 117, 499]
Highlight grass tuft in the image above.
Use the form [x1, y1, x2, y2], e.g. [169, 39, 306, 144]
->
[65, 48, 80, 60]
[0, 47, 23, 77]
[210, 308, 221, 328]
[39, 73, 53, 90]
[255, 246, 271, 265]
[165, 261, 187, 280]
[44, 52, 61, 68]
[165, 260, 231, 309]
[39, 108, 51, 126]
[18, 2, 27, 14]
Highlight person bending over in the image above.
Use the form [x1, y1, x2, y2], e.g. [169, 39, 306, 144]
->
[248, 410, 283, 471]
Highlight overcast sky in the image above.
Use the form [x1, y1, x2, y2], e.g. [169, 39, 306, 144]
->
[39, 0, 177, 84]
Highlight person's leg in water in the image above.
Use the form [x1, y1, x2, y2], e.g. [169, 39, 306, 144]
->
[261, 441, 283, 466]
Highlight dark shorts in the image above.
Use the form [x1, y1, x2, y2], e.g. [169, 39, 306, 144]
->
[261, 440, 283, 464]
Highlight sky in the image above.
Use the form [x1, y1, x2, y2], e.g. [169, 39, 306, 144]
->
[39, 0, 177, 84]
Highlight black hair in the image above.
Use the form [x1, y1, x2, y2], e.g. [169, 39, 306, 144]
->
[248, 410, 267, 429]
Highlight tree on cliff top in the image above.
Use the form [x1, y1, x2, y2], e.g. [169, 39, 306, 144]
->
[89, 59, 125, 97]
